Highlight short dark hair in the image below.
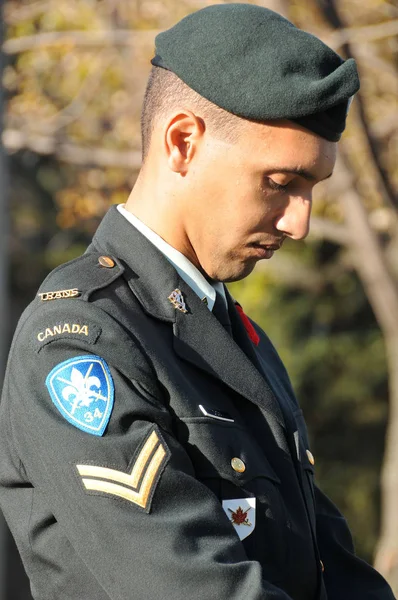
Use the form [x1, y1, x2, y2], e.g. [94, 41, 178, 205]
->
[140, 66, 244, 160]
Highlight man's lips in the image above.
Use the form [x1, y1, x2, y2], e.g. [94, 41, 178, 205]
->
[248, 241, 284, 259]
[249, 245, 278, 259]
[249, 240, 283, 258]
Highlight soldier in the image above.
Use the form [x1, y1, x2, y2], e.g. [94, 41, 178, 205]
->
[0, 4, 395, 600]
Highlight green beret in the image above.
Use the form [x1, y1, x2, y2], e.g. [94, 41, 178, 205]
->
[151, 3, 360, 141]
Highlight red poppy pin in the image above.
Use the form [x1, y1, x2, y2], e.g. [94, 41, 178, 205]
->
[235, 305, 260, 346]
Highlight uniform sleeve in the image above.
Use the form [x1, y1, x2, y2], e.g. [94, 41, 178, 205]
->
[4, 306, 293, 600]
[315, 486, 396, 599]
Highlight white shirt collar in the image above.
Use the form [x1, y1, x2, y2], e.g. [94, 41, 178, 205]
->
[117, 204, 226, 311]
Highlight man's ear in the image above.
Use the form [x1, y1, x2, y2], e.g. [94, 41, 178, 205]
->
[164, 110, 205, 175]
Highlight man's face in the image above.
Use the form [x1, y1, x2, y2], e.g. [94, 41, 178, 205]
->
[182, 119, 337, 282]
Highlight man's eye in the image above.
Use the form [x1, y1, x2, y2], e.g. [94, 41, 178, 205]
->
[267, 179, 289, 192]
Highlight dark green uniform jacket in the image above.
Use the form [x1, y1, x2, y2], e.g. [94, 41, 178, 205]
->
[0, 207, 395, 600]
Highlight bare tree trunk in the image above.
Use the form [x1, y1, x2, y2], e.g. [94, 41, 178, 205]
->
[296, 0, 398, 590]
[0, 0, 9, 596]
[375, 333, 398, 592]
[1, 5, 34, 599]
[331, 155, 398, 595]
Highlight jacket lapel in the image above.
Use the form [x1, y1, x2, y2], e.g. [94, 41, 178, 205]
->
[228, 295, 302, 466]
[172, 280, 286, 430]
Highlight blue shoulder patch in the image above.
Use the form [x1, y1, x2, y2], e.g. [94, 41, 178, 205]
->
[46, 355, 114, 436]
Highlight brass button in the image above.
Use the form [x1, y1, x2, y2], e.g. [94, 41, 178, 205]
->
[231, 457, 246, 473]
[320, 560, 325, 572]
[98, 256, 115, 268]
[306, 449, 315, 465]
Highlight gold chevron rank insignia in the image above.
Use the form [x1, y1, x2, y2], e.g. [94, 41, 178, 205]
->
[76, 428, 170, 513]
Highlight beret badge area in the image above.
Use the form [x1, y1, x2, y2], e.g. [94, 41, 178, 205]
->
[152, 3, 360, 141]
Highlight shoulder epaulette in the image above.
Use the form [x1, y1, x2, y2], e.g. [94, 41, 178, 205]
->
[37, 251, 124, 303]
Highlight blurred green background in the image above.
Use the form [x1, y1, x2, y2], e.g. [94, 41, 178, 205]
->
[1, 0, 397, 597]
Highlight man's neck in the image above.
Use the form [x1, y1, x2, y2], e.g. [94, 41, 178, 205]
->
[125, 176, 200, 270]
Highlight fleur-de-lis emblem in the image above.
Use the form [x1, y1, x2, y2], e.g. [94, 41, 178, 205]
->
[57, 363, 107, 415]
[228, 506, 252, 526]
[46, 355, 114, 436]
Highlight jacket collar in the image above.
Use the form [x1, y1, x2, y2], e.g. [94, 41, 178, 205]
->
[92, 205, 178, 322]
[92, 206, 287, 431]
[117, 205, 225, 311]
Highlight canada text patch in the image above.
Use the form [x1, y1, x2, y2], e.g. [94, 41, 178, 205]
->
[45, 355, 114, 436]
[35, 322, 101, 351]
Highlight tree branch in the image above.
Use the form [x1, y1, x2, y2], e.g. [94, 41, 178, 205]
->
[256, 253, 326, 291]
[308, 216, 349, 245]
[37, 49, 116, 134]
[370, 113, 398, 139]
[4, 0, 53, 24]
[2, 128, 142, 168]
[317, 1, 398, 212]
[256, 249, 350, 291]
[330, 154, 398, 336]
[253, 0, 289, 18]
[354, 44, 398, 81]
[326, 19, 398, 49]
[3, 29, 158, 54]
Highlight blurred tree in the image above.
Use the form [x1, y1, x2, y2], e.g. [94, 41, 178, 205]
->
[1, 0, 398, 594]
[290, 1, 398, 590]
[0, 2, 8, 597]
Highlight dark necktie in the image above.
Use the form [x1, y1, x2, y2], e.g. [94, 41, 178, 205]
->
[212, 291, 233, 336]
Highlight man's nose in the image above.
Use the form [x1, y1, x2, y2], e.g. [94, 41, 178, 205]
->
[274, 195, 312, 241]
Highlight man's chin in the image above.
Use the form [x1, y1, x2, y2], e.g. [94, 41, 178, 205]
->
[212, 260, 258, 284]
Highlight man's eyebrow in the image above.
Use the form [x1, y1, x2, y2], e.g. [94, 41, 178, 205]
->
[269, 168, 334, 182]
